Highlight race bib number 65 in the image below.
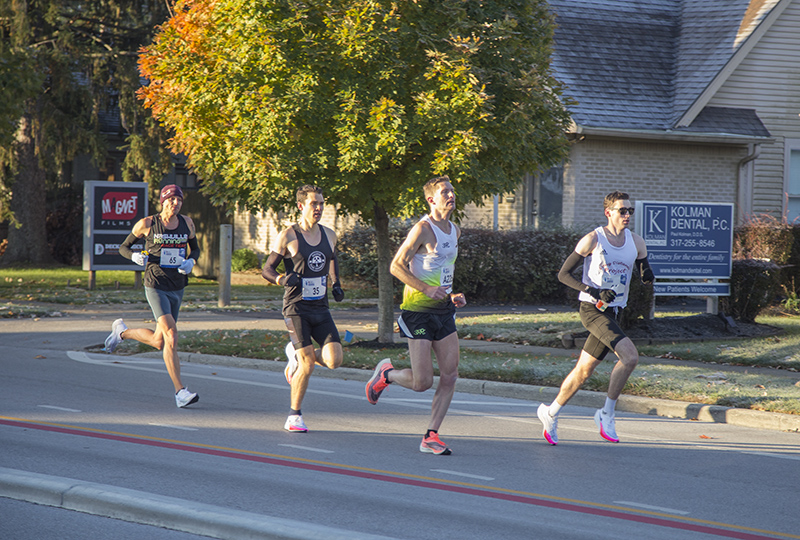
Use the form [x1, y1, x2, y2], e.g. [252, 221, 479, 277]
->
[160, 247, 186, 268]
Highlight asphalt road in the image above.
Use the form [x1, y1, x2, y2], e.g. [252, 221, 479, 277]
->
[2, 304, 800, 539]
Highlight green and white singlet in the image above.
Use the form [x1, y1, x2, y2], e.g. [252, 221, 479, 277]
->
[399, 215, 458, 314]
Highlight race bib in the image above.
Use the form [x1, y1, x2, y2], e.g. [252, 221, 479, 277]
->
[441, 264, 454, 294]
[160, 247, 186, 268]
[601, 273, 627, 299]
[302, 276, 327, 300]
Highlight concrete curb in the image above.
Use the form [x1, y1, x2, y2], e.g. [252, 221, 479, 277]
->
[156, 351, 800, 433]
[0, 467, 399, 540]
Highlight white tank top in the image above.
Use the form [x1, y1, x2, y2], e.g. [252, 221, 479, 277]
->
[578, 227, 638, 309]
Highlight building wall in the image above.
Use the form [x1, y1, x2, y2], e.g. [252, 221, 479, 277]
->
[561, 139, 745, 230]
[460, 192, 528, 230]
[707, 0, 800, 218]
[232, 205, 359, 263]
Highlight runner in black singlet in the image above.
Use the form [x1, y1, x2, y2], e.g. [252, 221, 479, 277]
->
[104, 184, 201, 409]
[262, 185, 344, 433]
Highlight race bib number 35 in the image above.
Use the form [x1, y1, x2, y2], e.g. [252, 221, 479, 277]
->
[302, 276, 327, 301]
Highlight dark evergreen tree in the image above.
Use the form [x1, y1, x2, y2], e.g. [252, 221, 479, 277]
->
[0, 0, 172, 264]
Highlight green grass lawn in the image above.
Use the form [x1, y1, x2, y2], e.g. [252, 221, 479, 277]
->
[0, 266, 375, 310]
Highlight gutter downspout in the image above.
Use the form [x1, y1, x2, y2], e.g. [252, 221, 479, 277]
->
[493, 195, 499, 231]
[737, 143, 760, 224]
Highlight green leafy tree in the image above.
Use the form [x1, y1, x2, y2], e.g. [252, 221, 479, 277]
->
[0, 0, 172, 265]
[140, 0, 573, 341]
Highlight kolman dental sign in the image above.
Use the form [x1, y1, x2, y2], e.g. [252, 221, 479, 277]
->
[635, 201, 734, 297]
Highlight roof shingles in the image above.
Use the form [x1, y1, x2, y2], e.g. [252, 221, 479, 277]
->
[549, 0, 780, 135]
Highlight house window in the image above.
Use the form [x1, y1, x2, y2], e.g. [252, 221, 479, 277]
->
[174, 164, 199, 190]
[786, 139, 800, 223]
[530, 164, 563, 229]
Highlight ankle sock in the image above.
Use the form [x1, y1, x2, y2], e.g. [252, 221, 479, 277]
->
[602, 398, 617, 416]
[548, 401, 563, 417]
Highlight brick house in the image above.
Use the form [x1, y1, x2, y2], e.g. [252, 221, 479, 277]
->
[482, 0, 799, 231]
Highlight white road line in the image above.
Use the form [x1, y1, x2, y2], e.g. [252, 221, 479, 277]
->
[430, 469, 495, 481]
[38, 405, 81, 412]
[394, 399, 536, 407]
[278, 444, 334, 454]
[148, 423, 199, 431]
[742, 451, 800, 461]
[614, 501, 690, 515]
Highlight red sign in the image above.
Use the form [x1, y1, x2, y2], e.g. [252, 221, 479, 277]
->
[101, 192, 140, 221]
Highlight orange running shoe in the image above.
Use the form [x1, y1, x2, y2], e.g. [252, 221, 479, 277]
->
[365, 358, 393, 404]
[420, 432, 452, 455]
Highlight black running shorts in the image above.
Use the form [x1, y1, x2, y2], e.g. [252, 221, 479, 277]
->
[397, 310, 457, 341]
[284, 310, 341, 349]
[579, 301, 628, 361]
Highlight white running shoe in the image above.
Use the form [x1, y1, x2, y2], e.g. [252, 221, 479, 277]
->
[537, 403, 558, 445]
[175, 388, 199, 408]
[284, 414, 308, 432]
[284, 342, 298, 385]
[104, 318, 128, 353]
[594, 409, 619, 442]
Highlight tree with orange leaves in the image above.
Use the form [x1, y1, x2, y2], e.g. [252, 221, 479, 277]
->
[140, 0, 572, 342]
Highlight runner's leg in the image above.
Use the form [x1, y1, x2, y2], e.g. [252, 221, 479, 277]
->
[427, 332, 459, 432]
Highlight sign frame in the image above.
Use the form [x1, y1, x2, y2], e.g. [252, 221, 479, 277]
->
[83, 181, 149, 271]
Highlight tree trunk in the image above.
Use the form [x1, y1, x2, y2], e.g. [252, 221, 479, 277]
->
[1, 110, 53, 265]
[374, 204, 395, 343]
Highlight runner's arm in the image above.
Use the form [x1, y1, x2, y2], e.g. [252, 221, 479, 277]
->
[118, 218, 150, 259]
[261, 228, 296, 286]
[262, 251, 284, 284]
[557, 233, 597, 293]
[184, 216, 200, 261]
[557, 251, 587, 292]
[390, 222, 445, 299]
[633, 234, 654, 284]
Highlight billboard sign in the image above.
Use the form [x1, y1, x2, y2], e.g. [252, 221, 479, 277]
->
[83, 181, 149, 271]
[635, 201, 734, 280]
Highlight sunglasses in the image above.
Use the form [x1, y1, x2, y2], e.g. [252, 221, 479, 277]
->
[612, 207, 635, 216]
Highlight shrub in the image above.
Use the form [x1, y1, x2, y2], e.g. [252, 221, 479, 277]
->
[781, 225, 800, 296]
[231, 248, 261, 272]
[455, 228, 582, 303]
[338, 221, 411, 296]
[719, 259, 781, 322]
[338, 224, 584, 304]
[733, 214, 793, 264]
[619, 274, 654, 329]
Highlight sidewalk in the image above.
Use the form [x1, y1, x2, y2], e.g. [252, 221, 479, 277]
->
[6, 299, 800, 432]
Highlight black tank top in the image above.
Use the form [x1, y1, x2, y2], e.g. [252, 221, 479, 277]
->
[282, 224, 333, 316]
[144, 214, 191, 291]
